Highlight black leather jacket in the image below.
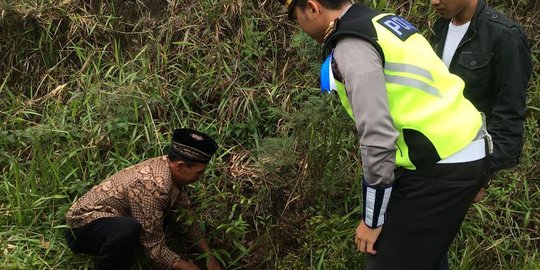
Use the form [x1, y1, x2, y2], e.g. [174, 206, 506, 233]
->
[429, 0, 533, 171]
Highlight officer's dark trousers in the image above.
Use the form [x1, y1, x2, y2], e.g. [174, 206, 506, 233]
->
[65, 217, 141, 270]
[366, 158, 485, 270]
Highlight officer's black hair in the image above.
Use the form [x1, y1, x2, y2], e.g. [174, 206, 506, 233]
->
[295, 0, 351, 10]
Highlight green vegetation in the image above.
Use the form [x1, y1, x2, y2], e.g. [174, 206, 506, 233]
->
[0, 0, 538, 269]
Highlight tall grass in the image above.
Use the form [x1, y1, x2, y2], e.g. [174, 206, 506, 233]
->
[0, 0, 538, 269]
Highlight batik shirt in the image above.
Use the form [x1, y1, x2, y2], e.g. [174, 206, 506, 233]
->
[66, 156, 203, 269]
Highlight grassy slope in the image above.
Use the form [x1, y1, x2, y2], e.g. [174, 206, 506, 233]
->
[0, 0, 538, 269]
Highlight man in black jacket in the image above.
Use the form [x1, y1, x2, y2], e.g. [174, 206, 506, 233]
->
[430, 0, 532, 268]
[430, 0, 532, 193]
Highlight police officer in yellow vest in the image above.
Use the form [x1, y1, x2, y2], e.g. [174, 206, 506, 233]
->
[276, 0, 492, 269]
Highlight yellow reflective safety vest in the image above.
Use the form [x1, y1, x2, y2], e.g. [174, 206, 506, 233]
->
[321, 4, 482, 170]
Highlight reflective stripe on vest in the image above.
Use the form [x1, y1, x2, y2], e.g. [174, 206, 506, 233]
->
[384, 62, 441, 97]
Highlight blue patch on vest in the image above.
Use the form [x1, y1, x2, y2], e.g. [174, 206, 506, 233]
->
[377, 15, 417, 41]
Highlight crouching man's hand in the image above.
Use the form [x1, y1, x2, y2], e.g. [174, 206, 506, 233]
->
[355, 220, 382, 255]
[172, 259, 201, 270]
[207, 256, 223, 270]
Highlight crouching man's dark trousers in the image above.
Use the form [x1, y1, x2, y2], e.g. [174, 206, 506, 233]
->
[65, 217, 142, 270]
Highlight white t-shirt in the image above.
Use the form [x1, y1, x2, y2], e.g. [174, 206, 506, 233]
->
[442, 20, 471, 67]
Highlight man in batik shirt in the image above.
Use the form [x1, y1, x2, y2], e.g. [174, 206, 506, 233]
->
[65, 128, 222, 270]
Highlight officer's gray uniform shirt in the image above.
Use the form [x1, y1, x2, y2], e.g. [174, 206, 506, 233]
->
[333, 37, 399, 187]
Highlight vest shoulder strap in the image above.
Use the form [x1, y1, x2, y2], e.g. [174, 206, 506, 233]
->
[324, 4, 385, 64]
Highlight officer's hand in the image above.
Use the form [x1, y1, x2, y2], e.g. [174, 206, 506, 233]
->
[474, 188, 486, 202]
[207, 256, 223, 270]
[172, 259, 201, 270]
[355, 220, 382, 255]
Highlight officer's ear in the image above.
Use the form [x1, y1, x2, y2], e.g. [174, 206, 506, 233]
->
[305, 0, 322, 18]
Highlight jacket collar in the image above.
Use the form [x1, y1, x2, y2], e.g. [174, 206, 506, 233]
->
[469, 0, 486, 29]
